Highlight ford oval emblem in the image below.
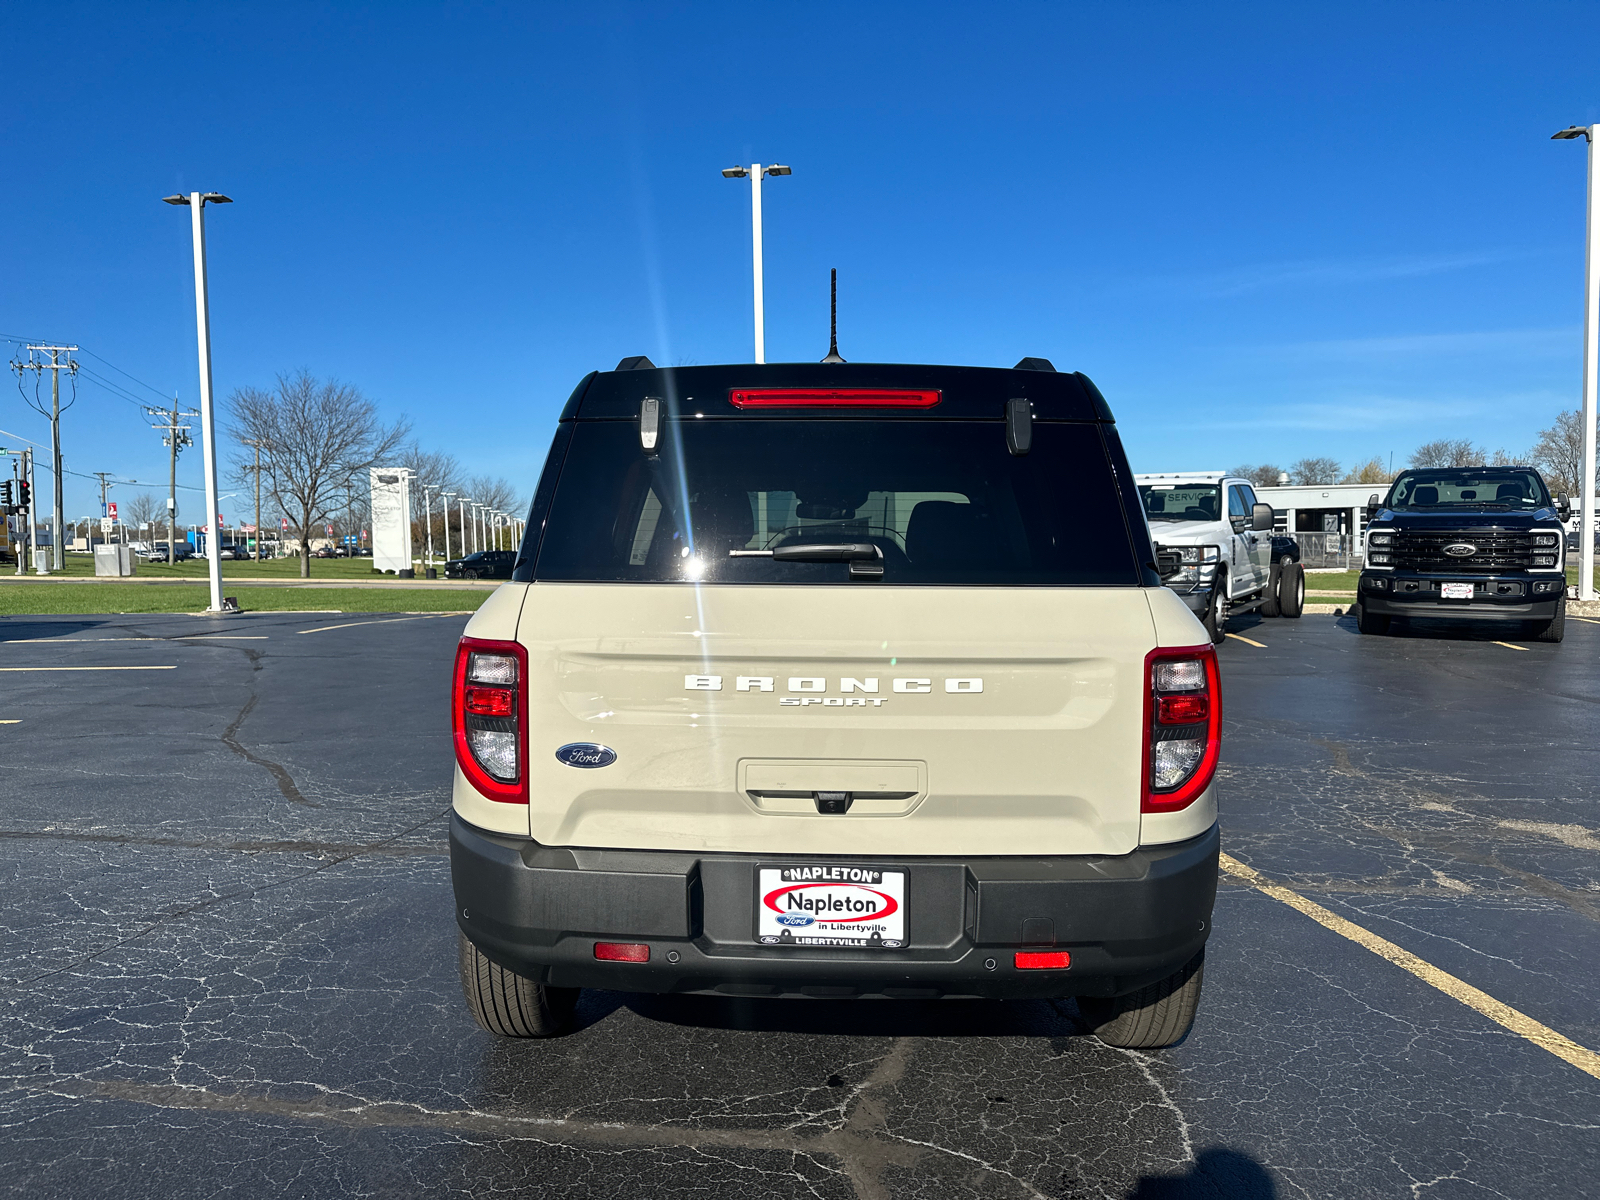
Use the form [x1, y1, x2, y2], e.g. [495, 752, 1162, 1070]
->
[555, 743, 616, 769]
[1443, 543, 1477, 557]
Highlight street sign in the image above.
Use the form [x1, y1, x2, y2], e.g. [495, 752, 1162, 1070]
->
[108, 502, 117, 520]
[99, 518, 113, 535]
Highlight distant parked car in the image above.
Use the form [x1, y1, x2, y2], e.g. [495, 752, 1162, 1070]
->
[143, 542, 194, 562]
[443, 549, 516, 580]
[1270, 534, 1300, 567]
[313, 545, 336, 559]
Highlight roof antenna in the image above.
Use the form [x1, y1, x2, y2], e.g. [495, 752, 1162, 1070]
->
[821, 268, 845, 363]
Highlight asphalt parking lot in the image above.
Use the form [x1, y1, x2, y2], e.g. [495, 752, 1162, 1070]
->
[2, 607, 1597, 1198]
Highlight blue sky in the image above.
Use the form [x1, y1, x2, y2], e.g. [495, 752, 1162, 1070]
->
[3, 2, 1599, 522]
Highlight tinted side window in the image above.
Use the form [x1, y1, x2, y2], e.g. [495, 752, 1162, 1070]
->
[535, 419, 1140, 586]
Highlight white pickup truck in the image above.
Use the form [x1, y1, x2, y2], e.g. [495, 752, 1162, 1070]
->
[1135, 472, 1305, 642]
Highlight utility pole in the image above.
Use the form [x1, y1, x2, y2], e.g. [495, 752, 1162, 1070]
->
[26, 450, 40, 574]
[240, 438, 266, 562]
[145, 403, 196, 565]
[10, 344, 78, 570]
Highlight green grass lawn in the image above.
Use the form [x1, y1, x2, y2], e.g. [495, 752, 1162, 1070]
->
[0, 584, 487, 615]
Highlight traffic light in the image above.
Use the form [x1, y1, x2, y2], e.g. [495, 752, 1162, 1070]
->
[0, 481, 11, 506]
[16, 480, 30, 511]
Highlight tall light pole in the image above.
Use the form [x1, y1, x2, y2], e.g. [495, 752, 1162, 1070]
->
[163, 191, 232, 612]
[441, 491, 456, 563]
[1555, 126, 1600, 602]
[722, 163, 791, 363]
[458, 496, 472, 556]
[423, 485, 438, 570]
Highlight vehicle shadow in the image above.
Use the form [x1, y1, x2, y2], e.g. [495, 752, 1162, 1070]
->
[0, 617, 104, 640]
[1126, 1147, 1279, 1198]
[593, 990, 1090, 1039]
[1330, 608, 1550, 643]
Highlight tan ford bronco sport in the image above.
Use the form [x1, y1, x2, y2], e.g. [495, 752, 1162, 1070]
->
[450, 357, 1221, 1048]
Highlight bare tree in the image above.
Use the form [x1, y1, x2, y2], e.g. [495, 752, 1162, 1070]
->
[402, 446, 464, 552]
[460, 475, 525, 551]
[1289, 457, 1341, 486]
[1339, 456, 1393, 485]
[227, 371, 411, 577]
[1229, 464, 1288, 489]
[1529, 409, 1589, 499]
[125, 492, 160, 538]
[1408, 438, 1482, 469]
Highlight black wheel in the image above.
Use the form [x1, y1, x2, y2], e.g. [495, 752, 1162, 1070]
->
[1355, 600, 1390, 635]
[1079, 950, 1205, 1049]
[1259, 563, 1282, 617]
[464, 569, 479, 580]
[1201, 588, 1226, 644]
[1277, 562, 1304, 618]
[1530, 596, 1566, 643]
[459, 932, 578, 1038]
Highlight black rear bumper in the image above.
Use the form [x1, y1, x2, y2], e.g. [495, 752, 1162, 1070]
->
[449, 814, 1218, 1000]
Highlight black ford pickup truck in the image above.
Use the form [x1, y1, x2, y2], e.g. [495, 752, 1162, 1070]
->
[1355, 467, 1569, 641]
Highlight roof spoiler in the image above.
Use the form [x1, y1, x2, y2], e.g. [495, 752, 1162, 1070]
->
[614, 355, 657, 371]
[1013, 357, 1056, 372]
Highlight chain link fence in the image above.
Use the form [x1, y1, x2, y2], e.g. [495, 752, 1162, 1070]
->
[1290, 531, 1361, 569]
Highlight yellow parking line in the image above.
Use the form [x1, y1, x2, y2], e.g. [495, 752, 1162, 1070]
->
[0, 666, 177, 672]
[1570, 616, 1600, 625]
[1224, 633, 1267, 648]
[1491, 641, 1529, 652]
[1220, 853, 1600, 1081]
[0, 720, 19, 724]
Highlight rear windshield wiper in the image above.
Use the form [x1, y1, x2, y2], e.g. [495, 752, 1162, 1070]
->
[730, 542, 884, 580]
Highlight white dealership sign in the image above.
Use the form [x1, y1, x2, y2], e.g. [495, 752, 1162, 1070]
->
[369, 467, 413, 574]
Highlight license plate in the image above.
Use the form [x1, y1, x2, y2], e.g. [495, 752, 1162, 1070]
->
[756, 865, 906, 948]
[1440, 582, 1474, 600]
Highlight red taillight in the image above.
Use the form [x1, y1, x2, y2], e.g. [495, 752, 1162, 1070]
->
[1156, 693, 1209, 725]
[1014, 950, 1072, 970]
[464, 686, 515, 717]
[1142, 645, 1221, 814]
[452, 637, 529, 805]
[728, 388, 941, 409]
[594, 942, 650, 962]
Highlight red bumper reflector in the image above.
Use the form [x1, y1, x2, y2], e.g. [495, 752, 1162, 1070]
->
[729, 388, 941, 409]
[1014, 950, 1072, 970]
[594, 942, 650, 963]
[464, 686, 515, 717]
[1156, 693, 1209, 724]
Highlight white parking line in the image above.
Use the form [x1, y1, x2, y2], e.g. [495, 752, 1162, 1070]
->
[297, 614, 462, 635]
[2, 636, 268, 644]
[1491, 641, 1529, 652]
[0, 666, 178, 672]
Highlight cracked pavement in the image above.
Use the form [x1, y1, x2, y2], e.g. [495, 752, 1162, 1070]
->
[1, 608, 1597, 1197]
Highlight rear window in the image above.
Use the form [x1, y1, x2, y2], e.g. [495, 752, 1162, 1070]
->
[532, 419, 1140, 586]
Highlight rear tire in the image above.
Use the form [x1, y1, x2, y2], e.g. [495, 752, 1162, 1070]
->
[459, 932, 578, 1038]
[1201, 588, 1227, 644]
[1355, 600, 1390, 635]
[1276, 563, 1304, 618]
[1079, 951, 1205, 1049]
[1530, 596, 1566, 643]
[1259, 562, 1282, 617]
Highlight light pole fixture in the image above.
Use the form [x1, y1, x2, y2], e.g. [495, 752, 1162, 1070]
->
[162, 190, 233, 612]
[1554, 125, 1599, 602]
[441, 491, 456, 563]
[722, 163, 791, 364]
[458, 496, 472, 556]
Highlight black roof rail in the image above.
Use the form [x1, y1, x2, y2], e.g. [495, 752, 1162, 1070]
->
[1013, 357, 1056, 372]
[614, 355, 657, 371]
